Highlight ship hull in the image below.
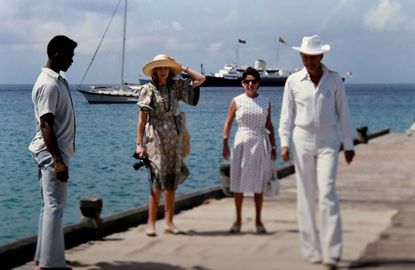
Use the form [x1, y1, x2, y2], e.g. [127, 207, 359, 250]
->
[201, 76, 287, 87]
[77, 89, 139, 104]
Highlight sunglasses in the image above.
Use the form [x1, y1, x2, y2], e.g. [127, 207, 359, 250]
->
[242, 79, 259, 84]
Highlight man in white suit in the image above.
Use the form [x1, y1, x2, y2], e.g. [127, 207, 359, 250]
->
[279, 35, 355, 269]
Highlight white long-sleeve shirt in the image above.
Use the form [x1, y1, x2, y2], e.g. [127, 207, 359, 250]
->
[279, 64, 354, 150]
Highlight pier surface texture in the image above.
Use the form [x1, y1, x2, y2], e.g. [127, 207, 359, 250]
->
[15, 134, 415, 270]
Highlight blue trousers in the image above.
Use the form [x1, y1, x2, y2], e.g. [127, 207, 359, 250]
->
[33, 151, 67, 268]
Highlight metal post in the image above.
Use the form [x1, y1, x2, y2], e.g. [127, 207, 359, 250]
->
[356, 126, 369, 144]
[80, 196, 103, 239]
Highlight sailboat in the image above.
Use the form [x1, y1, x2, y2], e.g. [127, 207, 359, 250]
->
[77, 0, 145, 103]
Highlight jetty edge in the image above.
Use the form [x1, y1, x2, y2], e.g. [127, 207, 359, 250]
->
[0, 126, 389, 269]
[0, 186, 224, 269]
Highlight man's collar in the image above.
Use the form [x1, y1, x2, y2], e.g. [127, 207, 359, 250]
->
[298, 67, 309, 81]
[299, 64, 328, 81]
[42, 67, 67, 81]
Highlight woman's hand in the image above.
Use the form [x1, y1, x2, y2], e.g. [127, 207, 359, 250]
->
[271, 148, 277, 161]
[135, 144, 148, 158]
[223, 144, 230, 160]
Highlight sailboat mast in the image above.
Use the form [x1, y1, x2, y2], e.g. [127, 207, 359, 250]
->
[120, 0, 127, 91]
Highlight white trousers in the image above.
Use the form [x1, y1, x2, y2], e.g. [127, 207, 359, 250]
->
[33, 151, 67, 268]
[292, 126, 342, 263]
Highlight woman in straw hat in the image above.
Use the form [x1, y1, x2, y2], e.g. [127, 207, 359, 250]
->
[135, 54, 205, 236]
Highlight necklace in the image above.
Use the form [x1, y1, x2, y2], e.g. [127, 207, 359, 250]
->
[160, 86, 171, 112]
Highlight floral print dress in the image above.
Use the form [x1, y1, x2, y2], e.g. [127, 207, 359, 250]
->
[137, 79, 198, 190]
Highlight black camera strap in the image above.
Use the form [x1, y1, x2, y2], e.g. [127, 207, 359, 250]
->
[132, 153, 159, 211]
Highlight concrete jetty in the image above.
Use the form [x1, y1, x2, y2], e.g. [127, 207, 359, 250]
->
[14, 133, 415, 270]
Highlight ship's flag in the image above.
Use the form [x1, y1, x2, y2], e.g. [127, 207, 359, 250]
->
[278, 36, 287, 44]
[346, 71, 353, 78]
[238, 39, 246, 44]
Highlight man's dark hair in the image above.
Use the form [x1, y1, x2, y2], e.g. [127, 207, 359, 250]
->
[47, 35, 78, 58]
[242, 66, 261, 81]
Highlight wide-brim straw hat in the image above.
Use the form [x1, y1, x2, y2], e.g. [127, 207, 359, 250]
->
[292, 35, 330, 55]
[142, 54, 182, 77]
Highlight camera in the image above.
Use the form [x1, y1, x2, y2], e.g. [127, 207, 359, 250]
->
[132, 153, 151, 170]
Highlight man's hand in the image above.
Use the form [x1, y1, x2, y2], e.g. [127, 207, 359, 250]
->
[54, 160, 69, 182]
[281, 146, 290, 162]
[344, 150, 355, 165]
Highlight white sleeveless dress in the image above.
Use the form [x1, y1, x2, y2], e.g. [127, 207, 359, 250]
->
[230, 93, 272, 193]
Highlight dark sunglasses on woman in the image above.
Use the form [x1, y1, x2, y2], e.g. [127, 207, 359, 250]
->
[242, 79, 259, 84]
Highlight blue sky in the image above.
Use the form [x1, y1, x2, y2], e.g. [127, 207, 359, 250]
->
[1, 0, 415, 84]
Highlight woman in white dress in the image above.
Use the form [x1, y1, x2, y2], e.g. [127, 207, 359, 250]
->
[223, 67, 277, 234]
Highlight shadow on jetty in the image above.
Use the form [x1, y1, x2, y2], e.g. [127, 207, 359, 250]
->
[349, 259, 415, 269]
[89, 261, 210, 270]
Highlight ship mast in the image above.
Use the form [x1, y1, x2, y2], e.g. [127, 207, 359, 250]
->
[274, 36, 287, 69]
[274, 41, 280, 69]
[235, 39, 246, 66]
[235, 43, 239, 66]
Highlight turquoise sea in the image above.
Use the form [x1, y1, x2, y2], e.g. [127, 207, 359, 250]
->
[1, 84, 414, 245]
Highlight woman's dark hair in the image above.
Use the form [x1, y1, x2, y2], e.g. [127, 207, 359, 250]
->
[242, 66, 261, 81]
[47, 35, 77, 58]
[151, 68, 175, 86]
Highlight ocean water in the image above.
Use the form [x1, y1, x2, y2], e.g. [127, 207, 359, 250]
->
[0, 84, 414, 245]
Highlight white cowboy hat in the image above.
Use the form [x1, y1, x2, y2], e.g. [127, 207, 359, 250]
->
[292, 35, 330, 55]
[142, 54, 182, 77]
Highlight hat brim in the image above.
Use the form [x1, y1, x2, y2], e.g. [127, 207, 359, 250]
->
[142, 59, 182, 77]
[292, 44, 330, 55]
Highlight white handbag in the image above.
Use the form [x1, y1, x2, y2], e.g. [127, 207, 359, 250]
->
[219, 161, 232, 197]
[264, 162, 279, 197]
